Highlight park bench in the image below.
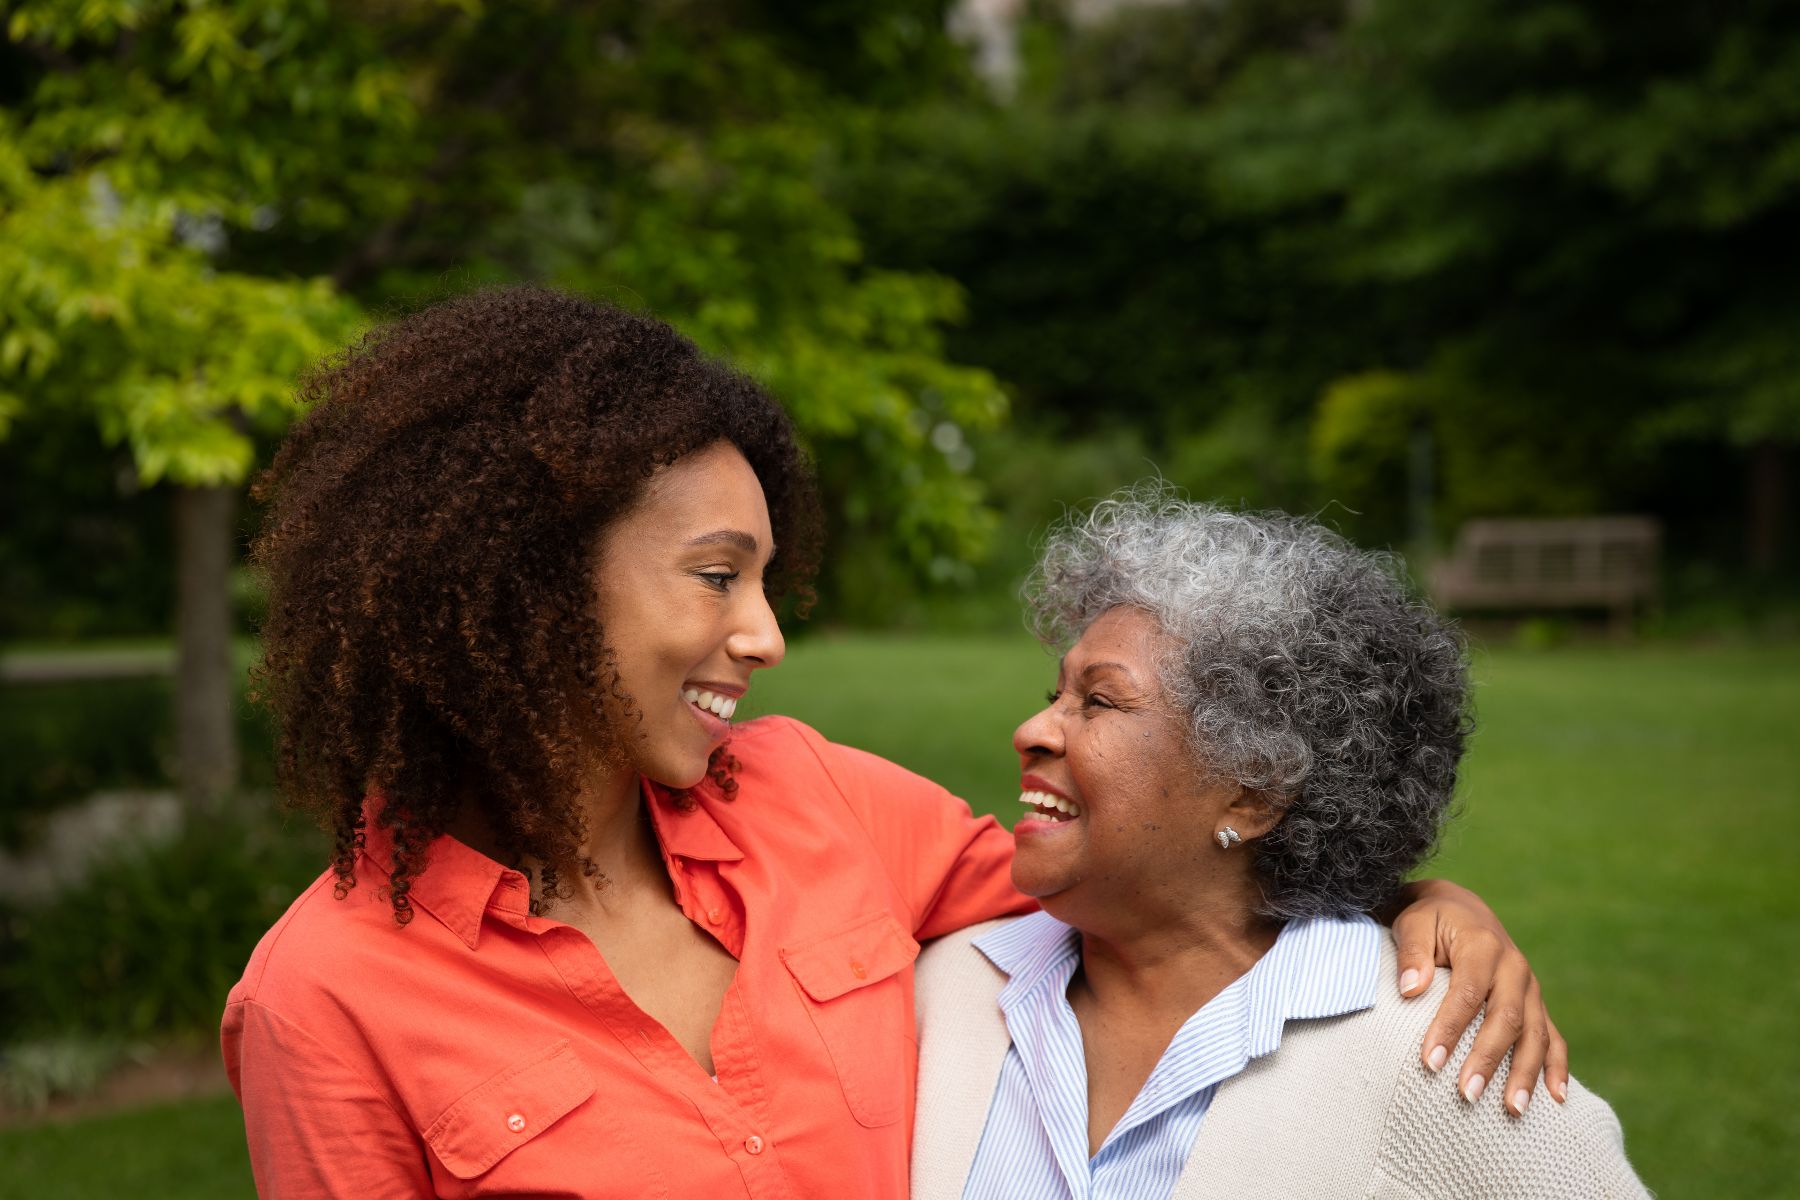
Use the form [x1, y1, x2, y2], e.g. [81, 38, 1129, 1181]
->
[1429, 516, 1660, 630]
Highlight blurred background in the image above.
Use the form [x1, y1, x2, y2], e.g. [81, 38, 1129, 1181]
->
[1, 0, 1795, 1195]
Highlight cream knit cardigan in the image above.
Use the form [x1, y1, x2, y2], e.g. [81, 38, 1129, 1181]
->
[911, 919, 1651, 1200]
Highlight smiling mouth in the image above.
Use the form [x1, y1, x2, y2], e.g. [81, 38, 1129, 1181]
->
[681, 688, 739, 721]
[1018, 788, 1081, 822]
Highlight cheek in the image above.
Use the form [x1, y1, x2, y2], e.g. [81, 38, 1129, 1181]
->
[599, 575, 689, 668]
[1084, 732, 1199, 838]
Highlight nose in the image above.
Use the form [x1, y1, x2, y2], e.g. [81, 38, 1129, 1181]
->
[729, 585, 786, 669]
[1013, 700, 1062, 761]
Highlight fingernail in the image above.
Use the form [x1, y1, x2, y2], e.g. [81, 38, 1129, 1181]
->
[1463, 1074, 1486, 1103]
[1400, 968, 1420, 994]
[1426, 1045, 1448, 1073]
[1511, 1088, 1531, 1115]
[1553, 1079, 1568, 1103]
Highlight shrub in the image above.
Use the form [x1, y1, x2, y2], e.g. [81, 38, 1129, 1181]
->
[0, 675, 276, 850]
[0, 806, 326, 1043]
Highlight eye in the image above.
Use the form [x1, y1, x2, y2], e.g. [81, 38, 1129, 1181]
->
[1082, 692, 1116, 711]
[1044, 689, 1061, 705]
[698, 570, 740, 592]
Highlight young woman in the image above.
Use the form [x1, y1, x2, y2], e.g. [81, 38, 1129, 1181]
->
[225, 287, 1566, 1198]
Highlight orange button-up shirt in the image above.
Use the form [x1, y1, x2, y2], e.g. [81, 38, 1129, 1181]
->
[222, 717, 1030, 1199]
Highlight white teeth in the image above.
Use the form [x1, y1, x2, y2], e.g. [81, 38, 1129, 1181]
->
[1017, 790, 1081, 819]
[682, 688, 738, 721]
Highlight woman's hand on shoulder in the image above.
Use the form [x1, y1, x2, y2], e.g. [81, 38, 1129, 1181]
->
[1386, 878, 1569, 1117]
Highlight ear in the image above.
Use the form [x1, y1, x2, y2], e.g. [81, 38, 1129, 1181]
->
[1222, 785, 1287, 842]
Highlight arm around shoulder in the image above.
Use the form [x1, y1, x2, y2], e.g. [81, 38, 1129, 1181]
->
[781, 719, 1030, 938]
[224, 997, 432, 1199]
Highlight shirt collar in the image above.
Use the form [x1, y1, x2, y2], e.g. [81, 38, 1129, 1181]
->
[974, 908, 1381, 1056]
[643, 778, 746, 864]
[355, 774, 747, 951]
[975, 909, 1083, 1009]
[356, 813, 529, 951]
[1239, 913, 1381, 1057]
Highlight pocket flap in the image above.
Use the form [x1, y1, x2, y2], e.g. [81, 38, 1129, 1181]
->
[782, 911, 919, 1003]
[424, 1040, 595, 1180]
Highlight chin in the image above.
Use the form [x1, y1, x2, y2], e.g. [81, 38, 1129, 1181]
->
[644, 745, 716, 790]
[1009, 862, 1076, 902]
[650, 762, 712, 790]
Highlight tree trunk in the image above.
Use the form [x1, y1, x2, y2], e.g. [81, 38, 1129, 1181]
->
[173, 483, 239, 804]
[1746, 440, 1788, 574]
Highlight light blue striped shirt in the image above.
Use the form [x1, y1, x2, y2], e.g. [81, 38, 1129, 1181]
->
[961, 910, 1381, 1200]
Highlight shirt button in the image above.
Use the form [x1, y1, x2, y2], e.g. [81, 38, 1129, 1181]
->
[706, 906, 725, 925]
[849, 960, 867, 979]
[745, 1134, 765, 1155]
[506, 1113, 527, 1133]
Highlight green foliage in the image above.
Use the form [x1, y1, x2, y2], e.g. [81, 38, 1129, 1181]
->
[1, 1034, 131, 1110]
[0, 671, 277, 848]
[0, 807, 326, 1041]
[844, 0, 1800, 568]
[0, 414, 176, 639]
[1, 0, 387, 486]
[844, 104, 1300, 438]
[1310, 371, 1428, 538]
[3, 0, 1012, 622]
[1310, 362, 1615, 544]
[1020, 0, 1345, 109]
[501, 117, 1008, 593]
[0, 680, 169, 849]
[1197, 0, 1800, 513]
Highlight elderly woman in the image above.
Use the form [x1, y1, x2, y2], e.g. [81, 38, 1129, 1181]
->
[911, 491, 1648, 1200]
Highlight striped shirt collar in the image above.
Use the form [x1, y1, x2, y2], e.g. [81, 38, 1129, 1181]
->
[976, 908, 1381, 1092]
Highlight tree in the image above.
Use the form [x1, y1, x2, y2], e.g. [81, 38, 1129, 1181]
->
[842, 0, 1800, 571]
[2, 0, 383, 800]
[4, 0, 1007, 802]
[1197, 0, 1800, 560]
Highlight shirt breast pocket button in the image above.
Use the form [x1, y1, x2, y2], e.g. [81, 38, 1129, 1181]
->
[424, 1040, 595, 1180]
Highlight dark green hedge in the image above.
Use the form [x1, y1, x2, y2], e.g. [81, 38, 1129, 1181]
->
[0, 807, 326, 1043]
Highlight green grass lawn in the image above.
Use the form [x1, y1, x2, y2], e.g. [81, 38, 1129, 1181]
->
[0, 1093, 252, 1199]
[4, 635, 1794, 1196]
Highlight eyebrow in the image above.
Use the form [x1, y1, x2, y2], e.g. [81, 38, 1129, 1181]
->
[684, 529, 766, 555]
[1055, 658, 1137, 682]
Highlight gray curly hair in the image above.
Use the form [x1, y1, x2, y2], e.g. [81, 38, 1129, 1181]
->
[1024, 484, 1471, 919]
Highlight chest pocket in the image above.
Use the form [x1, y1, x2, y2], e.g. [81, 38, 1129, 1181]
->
[424, 1039, 596, 1182]
[782, 911, 920, 1128]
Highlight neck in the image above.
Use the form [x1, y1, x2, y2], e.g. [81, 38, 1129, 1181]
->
[1058, 873, 1283, 1021]
[445, 758, 667, 907]
[574, 762, 663, 892]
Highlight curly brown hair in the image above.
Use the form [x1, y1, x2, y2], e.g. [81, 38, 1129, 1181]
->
[250, 286, 822, 923]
